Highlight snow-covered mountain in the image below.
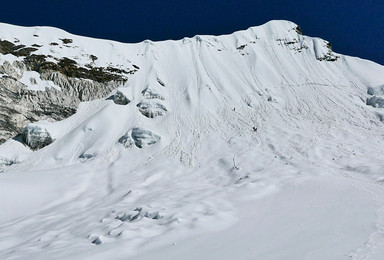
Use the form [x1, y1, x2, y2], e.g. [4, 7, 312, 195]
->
[1, 20, 384, 259]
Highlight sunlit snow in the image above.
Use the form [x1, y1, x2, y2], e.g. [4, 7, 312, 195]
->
[1, 20, 384, 260]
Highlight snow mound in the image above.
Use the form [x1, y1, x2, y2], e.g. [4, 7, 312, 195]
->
[137, 100, 168, 118]
[142, 87, 165, 100]
[116, 207, 163, 222]
[367, 96, 384, 108]
[118, 132, 134, 148]
[368, 85, 384, 95]
[131, 128, 161, 148]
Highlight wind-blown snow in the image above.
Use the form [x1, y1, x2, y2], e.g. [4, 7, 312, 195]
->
[1, 20, 384, 260]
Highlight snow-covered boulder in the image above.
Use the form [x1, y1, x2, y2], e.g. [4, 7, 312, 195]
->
[113, 90, 130, 105]
[367, 85, 384, 96]
[0, 157, 17, 172]
[22, 125, 53, 150]
[137, 100, 167, 118]
[131, 128, 160, 148]
[366, 96, 384, 108]
[141, 87, 164, 100]
[118, 133, 134, 148]
[116, 207, 163, 222]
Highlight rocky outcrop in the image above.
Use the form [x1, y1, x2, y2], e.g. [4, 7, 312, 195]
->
[317, 53, 339, 62]
[137, 100, 167, 118]
[316, 41, 339, 62]
[0, 40, 38, 57]
[24, 55, 132, 83]
[367, 96, 384, 108]
[131, 128, 161, 148]
[0, 156, 17, 172]
[113, 91, 130, 105]
[141, 88, 164, 100]
[118, 133, 134, 148]
[367, 85, 384, 96]
[366, 85, 384, 108]
[0, 66, 119, 144]
[119, 128, 161, 148]
[115, 207, 163, 222]
[21, 125, 53, 150]
[0, 42, 137, 144]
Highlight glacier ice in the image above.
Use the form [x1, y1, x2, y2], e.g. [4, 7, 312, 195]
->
[113, 90, 130, 105]
[21, 125, 53, 150]
[137, 100, 167, 118]
[131, 128, 161, 148]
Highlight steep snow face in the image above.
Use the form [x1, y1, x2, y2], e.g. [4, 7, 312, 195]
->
[1, 20, 384, 259]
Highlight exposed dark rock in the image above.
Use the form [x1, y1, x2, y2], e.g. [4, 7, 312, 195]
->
[317, 52, 339, 62]
[314, 42, 339, 61]
[23, 55, 129, 83]
[113, 91, 130, 105]
[367, 96, 384, 108]
[277, 38, 299, 46]
[376, 113, 384, 122]
[60, 38, 73, 44]
[0, 32, 140, 145]
[59, 57, 77, 67]
[22, 125, 53, 150]
[367, 85, 384, 96]
[106, 67, 129, 74]
[157, 78, 165, 87]
[118, 133, 134, 148]
[131, 128, 161, 148]
[295, 26, 303, 35]
[285, 41, 296, 45]
[0, 40, 25, 54]
[79, 153, 95, 161]
[14, 47, 38, 56]
[116, 211, 140, 222]
[23, 54, 49, 68]
[276, 38, 309, 53]
[0, 53, 137, 144]
[0, 40, 37, 57]
[89, 55, 98, 62]
[30, 105, 76, 119]
[91, 237, 102, 245]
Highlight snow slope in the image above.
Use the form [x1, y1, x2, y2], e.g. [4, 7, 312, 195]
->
[1, 20, 384, 259]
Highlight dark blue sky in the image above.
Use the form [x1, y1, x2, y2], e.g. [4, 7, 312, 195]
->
[1, 0, 383, 65]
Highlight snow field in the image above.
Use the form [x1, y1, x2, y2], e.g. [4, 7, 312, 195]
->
[1, 20, 384, 259]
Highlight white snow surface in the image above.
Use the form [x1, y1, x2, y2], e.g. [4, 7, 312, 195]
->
[18, 71, 60, 91]
[1, 20, 384, 259]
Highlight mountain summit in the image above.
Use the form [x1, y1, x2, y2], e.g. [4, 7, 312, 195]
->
[1, 21, 384, 259]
